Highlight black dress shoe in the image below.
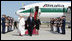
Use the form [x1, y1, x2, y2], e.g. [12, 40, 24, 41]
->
[7, 31, 10, 32]
[2, 33, 5, 34]
[60, 33, 65, 34]
[30, 35, 32, 36]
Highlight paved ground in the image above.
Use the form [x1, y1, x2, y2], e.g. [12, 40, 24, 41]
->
[1, 25, 71, 40]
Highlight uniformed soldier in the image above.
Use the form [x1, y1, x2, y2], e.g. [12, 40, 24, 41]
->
[61, 16, 66, 34]
[7, 16, 11, 32]
[10, 17, 14, 31]
[53, 18, 57, 32]
[9, 17, 12, 31]
[5, 17, 9, 33]
[50, 18, 54, 31]
[58, 18, 62, 33]
[1, 15, 6, 34]
[56, 18, 60, 33]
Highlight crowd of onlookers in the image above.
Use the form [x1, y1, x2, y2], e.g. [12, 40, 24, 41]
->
[1, 14, 18, 34]
[50, 16, 66, 34]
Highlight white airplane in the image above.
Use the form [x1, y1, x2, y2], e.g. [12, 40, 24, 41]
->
[16, 2, 71, 18]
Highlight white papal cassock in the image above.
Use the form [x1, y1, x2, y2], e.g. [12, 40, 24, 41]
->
[18, 17, 25, 35]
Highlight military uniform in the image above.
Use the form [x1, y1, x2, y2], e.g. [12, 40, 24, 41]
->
[5, 18, 9, 33]
[7, 19, 11, 32]
[1, 17, 6, 34]
[61, 18, 66, 34]
[56, 20, 60, 33]
[53, 20, 57, 32]
[50, 20, 54, 31]
[59, 19, 62, 33]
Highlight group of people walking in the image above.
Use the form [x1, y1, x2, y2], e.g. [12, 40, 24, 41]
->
[1, 6, 67, 37]
[18, 13, 41, 36]
[1, 15, 18, 34]
[1, 14, 66, 37]
[1, 6, 41, 36]
[50, 16, 66, 34]
[17, 6, 41, 36]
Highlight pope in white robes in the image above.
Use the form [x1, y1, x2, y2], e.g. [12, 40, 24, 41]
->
[18, 16, 25, 36]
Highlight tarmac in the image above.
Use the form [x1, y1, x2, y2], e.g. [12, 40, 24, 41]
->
[1, 24, 71, 40]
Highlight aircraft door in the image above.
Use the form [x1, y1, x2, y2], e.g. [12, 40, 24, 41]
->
[34, 6, 40, 20]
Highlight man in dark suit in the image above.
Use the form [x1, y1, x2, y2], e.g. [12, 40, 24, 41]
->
[14, 21, 18, 29]
[25, 20, 28, 30]
[35, 16, 41, 35]
[61, 16, 66, 34]
[27, 13, 35, 36]
[1, 15, 6, 34]
[50, 18, 54, 31]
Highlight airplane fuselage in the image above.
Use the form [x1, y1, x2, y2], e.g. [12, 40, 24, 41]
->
[16, 2, 71, 18]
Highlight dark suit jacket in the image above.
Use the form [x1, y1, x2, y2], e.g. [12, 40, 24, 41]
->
[35, 19, 41, 30]
[25, 20, 28, 29]
[14, 21, 17, 26]
[27, 17, 35, 30]
[62, 18, 66, 27]
[2, 17, 6, 25]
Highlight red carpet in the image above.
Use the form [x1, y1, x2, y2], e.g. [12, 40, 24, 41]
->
[25, 11, 38, 35]
[25, 27, 37, 35]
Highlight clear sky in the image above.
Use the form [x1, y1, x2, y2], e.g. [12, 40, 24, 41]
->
[1, 1, 71, 20]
